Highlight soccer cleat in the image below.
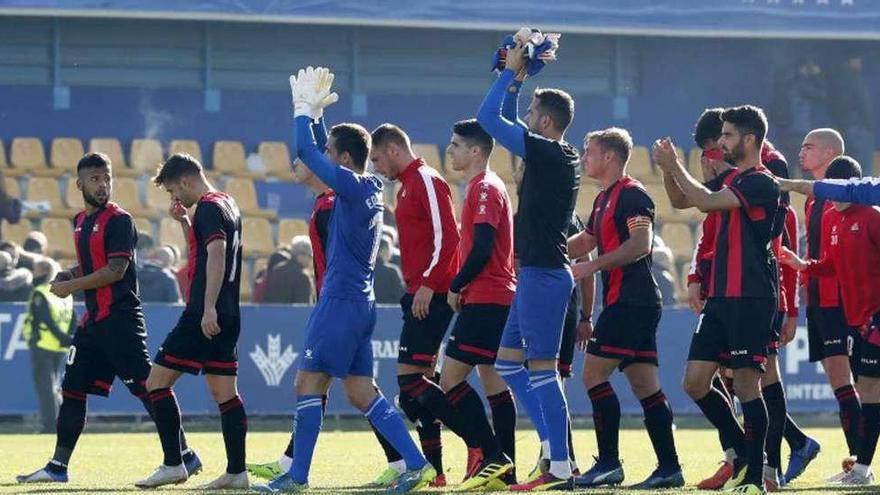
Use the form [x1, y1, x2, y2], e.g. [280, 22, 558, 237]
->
[722, 458, 748, 490]
[484, 471, 515, 491]
[16, 465, 69, 483]
[201, 471, 249, 489]
[250, 473, 307, 493]
[429, 473, 447, 487]
[134, 463, 188, 488]
[833, 467, 874, 485]
[463, 447, 483, 481]
[763, 465, 781, 492]
[629, 466, 685, 489]
[725, 483, 766, 494]
[826, 455, 856, 483]
[392, 463, 436, 493]
[782, 437, 820, 484]
[574, 457, 624, 487]
[183, 450, 203, 477]
[698, 461, 734, 490]
[455, 456, 514, 491]
[247, 461, 285, 481]
[510, 472, 573, 491]
[525, 458, 550, 482]
[367, 466, 401, 487]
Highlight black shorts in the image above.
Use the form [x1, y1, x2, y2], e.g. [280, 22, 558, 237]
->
[587, 303, 661, 371]
[61, 311, 151, 397]
[445, 303, 509, 365]
[806, 306, 852, 362]
[398, 292, 454, 367]
[688, 298, 775, 371]
[154, 313, 242, 376]
[855, 313, 880, 378]
[768, 310, 786, 356]
[558, 306, 578, 378]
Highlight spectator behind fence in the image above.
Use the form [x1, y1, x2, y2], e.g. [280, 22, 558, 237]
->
[0, 250, 33, 301]
[651, 235, 678, 306]
[135, 232, 155, 269]
[139, 246, 183, 303]
[23, 258, 75, 432]
[263, 236, 315, 304]
[1, 240, 40, 273]
[23, 232, 47, 256]
[374, 235, 405, 304]
[253, 250, 291, 303]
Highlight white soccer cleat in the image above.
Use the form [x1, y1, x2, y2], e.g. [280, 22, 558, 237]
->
[833, 465, 874, 486]
[199, 471, 249, 489]
[134, 463, 188, 488]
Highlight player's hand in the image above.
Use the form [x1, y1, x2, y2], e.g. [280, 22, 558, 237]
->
[411, 285, 434, 320]
[687, 282, 705, 314]
[780, 316, 798, 346]
[311, 67, 339, 120]
[571, 260, 597, 281]
[290, 66, 339, 121]
[576, 319, 592, 352]
[201, 306, 221, 340]
[447, 291, 461, 313]
[53, 270, 73, 283]
[652, 138, 679, 173]
[778, 246, 806, 271]
[49, 280, 73, 298]
[169, 200, 189, 224]
[505, 41, 526, 74]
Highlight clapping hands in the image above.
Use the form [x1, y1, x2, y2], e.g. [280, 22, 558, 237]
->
[289, 66, 339, 121]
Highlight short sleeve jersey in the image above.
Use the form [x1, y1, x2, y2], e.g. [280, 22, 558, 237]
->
[320, 167, 384, 301]
[459, 170, 516, 305]
[586, 176, 661, 307]
[73, 202, 141, 325]
[707, 166, 780, 299]
[517, 131, 580, 268]
[183, 191, 242, 319]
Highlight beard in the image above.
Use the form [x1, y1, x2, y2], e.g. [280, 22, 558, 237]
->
[723, 141, 745, 163]
[82, 190, 108, 208]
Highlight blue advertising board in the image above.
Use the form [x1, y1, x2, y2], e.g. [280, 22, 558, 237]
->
[0, 303, 836, 416]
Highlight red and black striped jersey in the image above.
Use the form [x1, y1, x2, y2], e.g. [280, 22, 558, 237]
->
[73, 202, 140, 326]
[183, 191, 242, 319]
[586, 176, 660, 307]
[309, 189, 335, 296]
[805, 196, 841, 308]
[707, 166, 780, 299]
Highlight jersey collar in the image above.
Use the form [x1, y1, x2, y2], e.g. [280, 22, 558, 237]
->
[399, 157, 425, 182]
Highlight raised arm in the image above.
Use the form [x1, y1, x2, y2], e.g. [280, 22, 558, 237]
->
[501, 73, 528, 132]
[312, 118, 329, 153]
[814, 177, 880, 205]
[294, 115, 339, 190]
[477, 69, 526, 157]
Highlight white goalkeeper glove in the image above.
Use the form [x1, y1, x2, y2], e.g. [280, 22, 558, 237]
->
[289, 66, 339, 121]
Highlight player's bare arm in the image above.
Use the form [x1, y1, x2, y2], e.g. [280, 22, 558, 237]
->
[567, 230, 597, 260]
[777, 178, 815, 196]
[50, 257, 129, 298]
[662, 170, 692, 209]
[572, 218, 652, 280]
[201, 238, 226, 340]
[576, 251, 595, 351]
[654, 138, 740, 212]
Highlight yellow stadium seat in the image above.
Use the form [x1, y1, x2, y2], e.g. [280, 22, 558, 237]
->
[64, 179, 81, 211]
[660, 223, 694, 263]
[40, 217, 76, 258]
[0, 139, 6, 168]
[677, 263, 690, 302]
[259, 141, 294, 181]
[413, 144, 441, 170]
[628, 146, 659, 184]
[146, 182, 171, 216]
[212, 140, 255, 178]
[50, 138, 85, 176]
[442, 162, 466, 185]
[490, 146, 516, 183]
[575, 185, 598, 219]
[643, 183, 677, 223]
[385, 181, 400, 209]
[874, 151, 880, 175]
[688, 147, 703, 177]
[278, 218, 309, 244]
[2, 220, 33, 245]
[26, 177, 73, 218]
[132, 217, 154, 238]
[449, 184, 462, 219]
[242, 217, 274, 257]
[89, 138, 136, 177]
[224, 178, 276, 219]
[240, 261, 253, 302]
[130, 139, 164, 178]
[4, 177, 20, 199]
[159, 217, 188, 254]
[9, 138, 62, 177]
[113, 177, 153, 218]
[169, 139, 203, 165]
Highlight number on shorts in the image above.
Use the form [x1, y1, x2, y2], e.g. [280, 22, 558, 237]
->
[66, 345, 77, 365]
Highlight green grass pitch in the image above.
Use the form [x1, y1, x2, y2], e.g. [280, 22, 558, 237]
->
[0, 426, 864, 494]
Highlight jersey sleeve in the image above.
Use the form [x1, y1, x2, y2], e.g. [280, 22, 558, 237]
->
[195, 202, 228, 245]
[332, 166, 365, 200]
[418, 175, 461, 291]
[105, 214, 137, 259]
[471, 182, 505, 228]
[689, 213, 717, 285]
[728, 172, 779, 211]
[619, 188, 656, 225]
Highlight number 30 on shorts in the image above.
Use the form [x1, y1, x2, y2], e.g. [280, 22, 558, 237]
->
[66, 345, 77, 365]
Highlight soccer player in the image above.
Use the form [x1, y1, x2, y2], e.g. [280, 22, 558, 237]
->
[441, 118, 516, 490]
[254, 66, 433, 493]
[568, 128, 683, 489]
[247, 146, 404, 487]
[371, 121, 510, 486]
[476, 40, 580, 491]
[780, 156, 880, 486]
[654, 105, 781, 495]
[16, 152, 201, 484]
[135, 153, 247, 489]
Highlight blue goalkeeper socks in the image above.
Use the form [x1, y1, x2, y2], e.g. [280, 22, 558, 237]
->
[529, 369, 570, 473]
[495, 359, 548, 441]
[288, 395, 323, 483]
[364, 394, 426, 471]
